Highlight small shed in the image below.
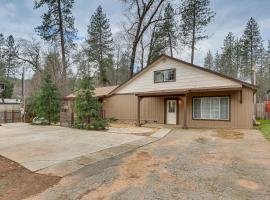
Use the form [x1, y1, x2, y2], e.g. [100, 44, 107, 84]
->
[0, 99, 21, 123]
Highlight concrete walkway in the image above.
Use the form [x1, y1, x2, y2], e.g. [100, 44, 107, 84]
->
[0, 123, 171, 177]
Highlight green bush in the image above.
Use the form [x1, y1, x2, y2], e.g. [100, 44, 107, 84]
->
[32, 117, 49, 125]
[73, 119, 108, 130]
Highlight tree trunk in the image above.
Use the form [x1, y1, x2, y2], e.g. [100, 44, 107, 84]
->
[191, 5, 196, 64]
[250, 29, 254, 84]
[48, 97, 51, 125]
[129, 40, 138, 78]
[169, 33, 173, 57]
[57, 0, 67, 79]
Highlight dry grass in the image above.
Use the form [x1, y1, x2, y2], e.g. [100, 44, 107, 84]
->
[212, 130, 244, 139]
[109, 122, 137, 128]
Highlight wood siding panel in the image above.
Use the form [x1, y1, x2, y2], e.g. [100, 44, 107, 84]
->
[186, 87, 253, 129]
[104, 87, 253, 128]
[115, 58, 241, 94]
[103, 94, 165, 123]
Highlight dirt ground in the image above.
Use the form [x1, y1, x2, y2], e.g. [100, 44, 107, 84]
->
[79, 128, 270, 200]
[23, 128, 270, 200]
[0, 156, 60, 200]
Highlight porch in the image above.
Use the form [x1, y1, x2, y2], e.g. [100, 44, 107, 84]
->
[135, 86, 246, 129]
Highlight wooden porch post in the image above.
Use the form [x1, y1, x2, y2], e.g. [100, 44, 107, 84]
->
[137, 96, 142, 126]
[183, 94, 188, 129]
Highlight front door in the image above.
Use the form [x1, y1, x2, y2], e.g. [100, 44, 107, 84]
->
[166, 100, 177, 124]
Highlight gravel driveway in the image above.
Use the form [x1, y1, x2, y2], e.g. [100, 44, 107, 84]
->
[28, 128, 270, 200]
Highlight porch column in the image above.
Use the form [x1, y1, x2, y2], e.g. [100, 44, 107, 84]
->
[137, 96, 142, 126]
[183, 94, 188, 129]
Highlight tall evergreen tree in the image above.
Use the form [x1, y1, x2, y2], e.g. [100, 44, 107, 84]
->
[0, 33, 5, 76]
[34, 0, 77, 78]
[204, 50, 214, 70]
[180, 0, 215, 64]
[0, 76, 13, 99]
[73, 75, 106, 130]
[161, 3, 177, 57]
[33, 72, 61, 124]
[147, 3, 178, 64]
[4, 35, 17, 78]
[213, 51, 221, 72]
[241, 17, 262, 83]
[220, 32, 238, 78]
[87, 5, 113, 86]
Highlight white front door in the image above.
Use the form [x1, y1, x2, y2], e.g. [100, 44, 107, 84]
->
[166, 100, 177, 125]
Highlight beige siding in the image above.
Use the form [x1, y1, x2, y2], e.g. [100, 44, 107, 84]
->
[115, 58, 241, 94]
[104, 94, 165, 123]
[104, 86, 253, 129]
[185, 86, 253, 129]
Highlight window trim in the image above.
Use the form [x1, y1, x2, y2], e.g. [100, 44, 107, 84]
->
[154, 68, 176, 83]
[192, 96, 231, 121]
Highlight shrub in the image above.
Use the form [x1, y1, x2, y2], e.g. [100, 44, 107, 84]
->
[73, 119, 108, 130]
[32, 117, 49, 125]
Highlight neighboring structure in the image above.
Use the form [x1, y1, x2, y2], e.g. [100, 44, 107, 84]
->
[0, 99, 21, 123]
[61, 86, 118, 127]
[64, 54, 257, 129]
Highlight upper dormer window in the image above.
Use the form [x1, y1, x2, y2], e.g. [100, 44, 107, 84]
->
[154, 69, 176, 83]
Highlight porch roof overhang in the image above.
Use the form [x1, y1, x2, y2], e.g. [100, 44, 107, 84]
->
[135, 86, 243, 97]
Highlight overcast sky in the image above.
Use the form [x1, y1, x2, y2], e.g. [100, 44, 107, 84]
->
[0, 0, 270, 67]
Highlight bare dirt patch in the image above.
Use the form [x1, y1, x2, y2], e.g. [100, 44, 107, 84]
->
[212, 130, 244, 139]
[81, 151, 174, 200]
[0, 156, 60, 200]
[195, 137, 209, 144]
[236, 179, 259, 190]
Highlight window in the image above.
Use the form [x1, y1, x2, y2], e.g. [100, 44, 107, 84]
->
[168, 101, 176, 113]
[193, 96, 230, 120]
[154, 69, 175, 83]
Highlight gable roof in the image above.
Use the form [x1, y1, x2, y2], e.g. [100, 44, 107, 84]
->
[108, 54, 257, 96]
[65, 85, 118, 100]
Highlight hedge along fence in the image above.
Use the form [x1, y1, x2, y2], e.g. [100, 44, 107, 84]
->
[256, 103, 270, 120]
[0, 110, 21, 123]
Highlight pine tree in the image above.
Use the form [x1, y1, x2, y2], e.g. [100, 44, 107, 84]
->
[0, 33, 5, 76]
[241, 17, 262, 83]
[33, 72, 61, 124]
[267, 40, 270, 79]
[147, 3, 178, 64]
[213, 51, 221, 72]
[148, 23, 167, 64]
[204, 50, 214, 70]
[220, 32, 238, 78]
[34, 0, 77, 78]
[180, 0, 215, 64]
[73, 75, 106, 129]
[87, 5, 113, 86]
[0, 76, 13, 99]
[4, 35, 17, 78]
[161, 3, 177, 56]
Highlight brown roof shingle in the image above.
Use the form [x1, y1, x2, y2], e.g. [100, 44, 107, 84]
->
[65, 85, 118, 100]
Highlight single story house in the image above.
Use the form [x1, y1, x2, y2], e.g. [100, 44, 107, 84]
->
[64, 54, 257, 129]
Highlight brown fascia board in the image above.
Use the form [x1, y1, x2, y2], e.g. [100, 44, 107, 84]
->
[135, 86, 243, 97]
[107, 54, 257, 97]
